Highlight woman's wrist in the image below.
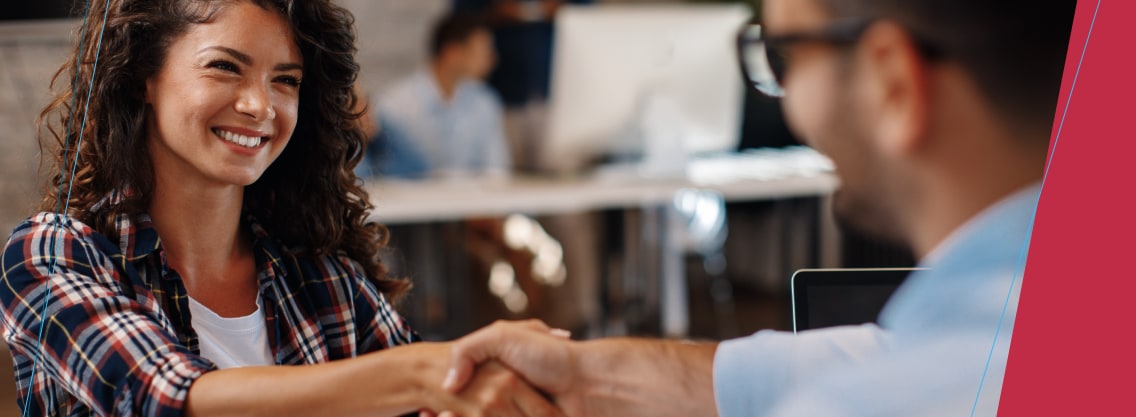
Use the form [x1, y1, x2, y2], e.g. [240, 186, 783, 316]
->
[372, 342, 455, 413]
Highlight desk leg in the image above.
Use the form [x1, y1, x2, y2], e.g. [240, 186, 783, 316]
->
[612, 204, 690, 339]
[399, 223, 448, 339]
[396, 222, 471, 340]
[603, 208, 641, 337]
[659, 203, 690, 338]
[629, 207, 660, 335]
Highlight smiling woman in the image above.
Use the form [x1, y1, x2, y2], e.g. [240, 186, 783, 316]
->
[0, 1, 557, 417]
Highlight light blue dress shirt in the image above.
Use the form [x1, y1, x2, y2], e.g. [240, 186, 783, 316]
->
[372, 70, 511, 178]
[714, 184, 1040, 417]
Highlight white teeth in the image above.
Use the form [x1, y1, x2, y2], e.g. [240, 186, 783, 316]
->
[214, 128, 263, 148]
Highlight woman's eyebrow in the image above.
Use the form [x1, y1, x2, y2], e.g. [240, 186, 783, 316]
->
[275, 62, 303, 72]
[199, 46, 253, 65]
[198, 45, 302, 71]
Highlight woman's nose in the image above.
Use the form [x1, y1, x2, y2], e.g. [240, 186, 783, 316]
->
[234, 80, 276, 122]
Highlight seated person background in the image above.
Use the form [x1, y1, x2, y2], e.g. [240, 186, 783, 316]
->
[452, 0, 594, 107]
[451, 0, 593, 172]
[357, 118, 432, 179]
[356, 13, 598, 340]
[361, 13, 511, 179]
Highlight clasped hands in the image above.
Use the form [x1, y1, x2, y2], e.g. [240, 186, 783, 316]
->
[419, 320, 586, 417]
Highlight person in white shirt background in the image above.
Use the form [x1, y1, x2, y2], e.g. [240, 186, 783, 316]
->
[362, 12, 511, 179]
[432, 0, 1075, 416]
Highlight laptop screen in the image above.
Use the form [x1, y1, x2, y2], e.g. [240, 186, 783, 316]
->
[791, 268, 922, 332]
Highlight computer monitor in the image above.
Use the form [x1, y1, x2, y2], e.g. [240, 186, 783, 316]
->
[541, 4, 752, 173]
[791, 268, 925, 333]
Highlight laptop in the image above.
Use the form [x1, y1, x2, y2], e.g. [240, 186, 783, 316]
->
[790, 268, 924, 333]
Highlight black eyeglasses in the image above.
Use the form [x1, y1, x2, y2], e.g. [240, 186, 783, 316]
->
[737, 18, 941, 97]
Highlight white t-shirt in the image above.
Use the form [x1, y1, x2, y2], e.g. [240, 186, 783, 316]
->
[186, 295, 274, 369]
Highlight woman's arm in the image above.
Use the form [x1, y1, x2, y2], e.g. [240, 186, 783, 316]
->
[186, 342, 451, 417]
[188, 342, 563, 417]
[0, 216, 557, 417]
[1, 215, 217, 416]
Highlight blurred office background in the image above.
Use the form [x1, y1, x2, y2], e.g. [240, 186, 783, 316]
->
[0, 1, 911, 415]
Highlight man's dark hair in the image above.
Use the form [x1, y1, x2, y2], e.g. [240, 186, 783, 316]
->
[429, 12, 491, 59]
[822, 0, 1076, 138]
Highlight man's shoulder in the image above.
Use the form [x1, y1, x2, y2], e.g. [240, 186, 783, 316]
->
[378, 71, 432, 107]
[766, 334, 1002, 417]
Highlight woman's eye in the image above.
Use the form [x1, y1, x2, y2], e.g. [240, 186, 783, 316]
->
[207, 60, 240, 73]
[275, 76, 302, 87]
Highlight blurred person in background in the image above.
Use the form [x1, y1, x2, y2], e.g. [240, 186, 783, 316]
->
[359, 12, 575, 338]
[362, 13, 510, 179]
[452, 0, 592, 107]
[450, 0, 604, 341]
[451, 0, 594, 172]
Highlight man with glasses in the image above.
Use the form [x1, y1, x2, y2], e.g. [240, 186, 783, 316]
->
[436, 0, 1075, 416]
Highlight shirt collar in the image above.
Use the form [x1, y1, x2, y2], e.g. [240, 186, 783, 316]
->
[919, 182, 1043, 268]
[878, 182, 1042, 330]
[245, 214, 290, 283]
[113, 206, 287, 278]
[418, 68, 473, 110]
[116, 212, 161, 261]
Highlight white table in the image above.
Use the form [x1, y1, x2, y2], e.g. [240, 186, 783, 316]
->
[367, 173, 839, 224]
[365, 153, 841, 337]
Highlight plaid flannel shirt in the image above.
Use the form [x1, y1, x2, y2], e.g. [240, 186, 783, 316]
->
[0, 211, 418, 416]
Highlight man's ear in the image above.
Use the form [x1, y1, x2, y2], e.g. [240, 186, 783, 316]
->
[855, 20, 932, 158]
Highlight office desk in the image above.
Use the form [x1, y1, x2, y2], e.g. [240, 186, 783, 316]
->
[367, 173, 838, 224]
[365, 159, 840, 337]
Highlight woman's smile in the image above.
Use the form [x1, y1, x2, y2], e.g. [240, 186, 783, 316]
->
[212, 126, 270, 150]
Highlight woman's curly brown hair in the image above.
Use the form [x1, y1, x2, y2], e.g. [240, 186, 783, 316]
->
[37, 0, 409, 300]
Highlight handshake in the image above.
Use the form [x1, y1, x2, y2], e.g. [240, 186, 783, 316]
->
[417, 320, 719, 417]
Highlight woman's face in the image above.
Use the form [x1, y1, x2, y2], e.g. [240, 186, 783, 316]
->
[145, 1, 302, 188]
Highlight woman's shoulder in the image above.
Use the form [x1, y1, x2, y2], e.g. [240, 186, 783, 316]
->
[4, 211, 124, 264]
[0, 212, 133, 301]
[7, 212, 100, 248]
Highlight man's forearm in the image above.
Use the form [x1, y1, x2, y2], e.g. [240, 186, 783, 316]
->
[568, 339, 719, 417]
